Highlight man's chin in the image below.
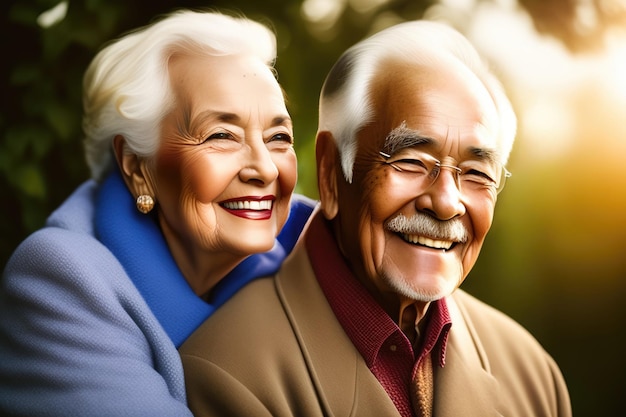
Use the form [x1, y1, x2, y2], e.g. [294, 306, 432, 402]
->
[383, 272, 459, 303]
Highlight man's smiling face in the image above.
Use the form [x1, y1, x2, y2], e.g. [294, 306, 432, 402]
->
[331, 58, 502, 307]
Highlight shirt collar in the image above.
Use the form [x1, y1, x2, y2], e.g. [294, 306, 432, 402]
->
[305, 212, 451, 367]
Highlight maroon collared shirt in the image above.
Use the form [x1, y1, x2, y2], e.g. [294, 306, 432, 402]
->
[306, 214, 452, 417]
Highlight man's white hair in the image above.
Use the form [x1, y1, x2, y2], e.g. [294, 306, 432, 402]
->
[318, 20, 517, 183]
[82, 9, 277, 181]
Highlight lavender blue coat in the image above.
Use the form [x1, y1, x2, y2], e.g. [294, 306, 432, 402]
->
[0, 172, 315, 417]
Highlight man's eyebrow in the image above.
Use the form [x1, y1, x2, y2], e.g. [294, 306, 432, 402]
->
[381, 123, 504, 164]
[382, 123, 434, 155]
[467, 146, 500, 165]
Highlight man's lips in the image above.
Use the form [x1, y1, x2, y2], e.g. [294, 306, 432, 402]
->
[219, 196, 275, 220]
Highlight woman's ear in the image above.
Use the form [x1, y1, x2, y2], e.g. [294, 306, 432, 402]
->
[315, 131, 339, 220]
[112, 135, 154, 199]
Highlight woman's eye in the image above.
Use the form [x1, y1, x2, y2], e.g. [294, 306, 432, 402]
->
[200, 132, 233, 144]
[269, 133, 293, 144]
[207, 132, 232, 140]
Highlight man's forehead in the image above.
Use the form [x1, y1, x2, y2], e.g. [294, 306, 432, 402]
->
[362, 57, 502, 158]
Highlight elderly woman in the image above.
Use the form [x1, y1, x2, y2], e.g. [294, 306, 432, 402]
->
[0, 9, 314, 417]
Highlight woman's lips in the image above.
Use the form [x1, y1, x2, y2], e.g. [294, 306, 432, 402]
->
[220, 196, 275, 220]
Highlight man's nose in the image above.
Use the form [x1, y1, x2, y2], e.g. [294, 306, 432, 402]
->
[414, 167, 466, 220]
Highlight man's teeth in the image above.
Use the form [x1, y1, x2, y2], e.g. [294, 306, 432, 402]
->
[401, 233, 453, 250]
[223, 200, 272, 210]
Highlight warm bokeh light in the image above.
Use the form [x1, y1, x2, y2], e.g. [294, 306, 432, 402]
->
[603, 30, 626, 105]
[301, 0, 345, 33]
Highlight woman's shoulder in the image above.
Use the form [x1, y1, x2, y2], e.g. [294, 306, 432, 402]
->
[2, 221, 133, 307]
[45, 179, 99, 234]
[4, 179, 104, 277]
[3, 179, 135, 303]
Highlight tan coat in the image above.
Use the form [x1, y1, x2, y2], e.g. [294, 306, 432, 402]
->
[180, 238, 572, 417]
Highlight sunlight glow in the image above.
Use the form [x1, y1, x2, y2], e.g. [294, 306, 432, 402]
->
[457, 1, 626, 161]
[349, 0, 392, 14]
[37, 0, 68, 28]
[521, 99, 576, 160]
[301, 0, 345, 26]
[440, 0, 476, 12]
[603, 31, 626, 105]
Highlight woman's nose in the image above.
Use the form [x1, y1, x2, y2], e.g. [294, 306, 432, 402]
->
[239, 140, 279, 185]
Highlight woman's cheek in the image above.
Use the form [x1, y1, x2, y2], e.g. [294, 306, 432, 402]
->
[276, 150, 298, 195]
[186, 154, 236, 203]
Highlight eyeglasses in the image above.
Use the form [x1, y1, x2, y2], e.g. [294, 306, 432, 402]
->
[379, 150, 511, 195]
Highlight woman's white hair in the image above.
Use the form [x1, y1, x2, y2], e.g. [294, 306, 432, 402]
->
[82, 9, 277, 181]
[318, 20, 517, 183]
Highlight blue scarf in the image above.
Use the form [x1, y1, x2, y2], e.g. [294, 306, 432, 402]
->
[95, 170, 314, 347]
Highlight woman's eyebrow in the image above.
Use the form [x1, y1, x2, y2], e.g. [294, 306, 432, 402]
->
[195, 110, 240, 125]
[180, 109, 235, 136]
[189, 111, 292, 130]
[270, 115, 293, 129]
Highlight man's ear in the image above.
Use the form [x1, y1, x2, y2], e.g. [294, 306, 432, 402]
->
[315, 131, 339, 220]
[112, 135, 154, 199]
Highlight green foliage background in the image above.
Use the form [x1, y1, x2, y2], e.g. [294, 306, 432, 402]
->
[2, 1, 626, 416]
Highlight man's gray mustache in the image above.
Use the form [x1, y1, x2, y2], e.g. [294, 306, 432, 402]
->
[386, 213, 469, 242]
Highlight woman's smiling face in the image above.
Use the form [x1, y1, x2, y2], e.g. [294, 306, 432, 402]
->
[147, 53, 297, 294]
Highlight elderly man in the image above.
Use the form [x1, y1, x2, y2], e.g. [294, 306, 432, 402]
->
[180, 20, 572, 417]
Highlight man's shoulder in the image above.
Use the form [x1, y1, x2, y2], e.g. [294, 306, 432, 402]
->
[180, 277, 286, 356]
[450, 289, 571, 415]
[450, 289, 555, 362]
[451, 289, 536, 338]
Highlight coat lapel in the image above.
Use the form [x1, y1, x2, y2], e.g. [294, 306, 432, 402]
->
[433, 293, 507, 417]
[276, 242, 401, 416]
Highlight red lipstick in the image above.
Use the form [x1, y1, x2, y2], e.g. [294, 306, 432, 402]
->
[219, 196, 275, 220]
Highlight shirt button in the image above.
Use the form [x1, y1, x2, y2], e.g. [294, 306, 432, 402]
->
[389, 344, 397, 352]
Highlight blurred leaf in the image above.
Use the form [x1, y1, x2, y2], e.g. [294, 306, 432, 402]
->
[44, 104, 79, 142]
[2, 125, 54, 165]
[9, 2, 43, 27]
[41, 25, 72, 60]
[10, 63, 42, 85]
[14, 163, 46, 198]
